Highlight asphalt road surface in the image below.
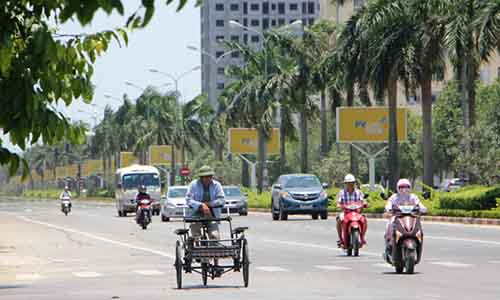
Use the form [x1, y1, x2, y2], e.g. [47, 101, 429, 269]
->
[1, 198, 500, 300]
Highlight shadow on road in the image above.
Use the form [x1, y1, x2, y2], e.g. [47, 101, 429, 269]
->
[175, 284, 245, 290]
[381, 271, 422, 275]
[0, 284, 26, 290]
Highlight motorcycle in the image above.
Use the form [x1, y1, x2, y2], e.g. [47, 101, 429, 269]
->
[136, 198, 152, 230]
[61, 197, 71, 216]
[384, 204, 424, 274]
[338, 201, 368, 256]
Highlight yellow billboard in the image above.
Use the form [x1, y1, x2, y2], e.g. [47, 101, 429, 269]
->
[67, 164, 78, 177]
[228, 128, 280, 154]
[82, 160, 102, 177]
[148, 145, 182, 165]
[55, 166, 67, 179]
[336, 107, 407, 143]
[120, 152, 139, 168]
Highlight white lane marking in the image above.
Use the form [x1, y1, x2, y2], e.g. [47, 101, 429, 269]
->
[263, 238, 380, 257]
[314, 265, 351, 271]
[488, 260, 500, 264]
[16, 273, 42, 281]
[17, 216, 174, 259]
[134, 270, 164, 276]
[431, 261, 473, 268]
[373, 263, 393, 269]
[73, 271, 102, 278]
[425, 236, 500, 246]
[256, 266, 289, 272]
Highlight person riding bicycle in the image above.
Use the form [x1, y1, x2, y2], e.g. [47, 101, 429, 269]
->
[384, 179, 427, 255]
[336, 174, 366, 246]
[59, 186, 72, 210]
[186, 165, 225, 240]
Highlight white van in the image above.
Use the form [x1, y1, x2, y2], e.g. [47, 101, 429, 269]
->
[115, 164, 161, 217]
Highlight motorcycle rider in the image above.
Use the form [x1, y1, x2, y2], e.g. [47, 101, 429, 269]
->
[384, 178, 427, 256]
[135, 185, 151, 222]
[336, 174, 366, 246]
[59, 185, 72, 210]
[186, 165, 225, 240]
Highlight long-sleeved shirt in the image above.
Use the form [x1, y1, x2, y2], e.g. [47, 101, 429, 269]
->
[186, 179, 225, 218]
[384, 193, 427, 213]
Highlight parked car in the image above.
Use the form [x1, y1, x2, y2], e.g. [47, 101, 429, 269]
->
[222, 185, 248, 216]
[440, 178, 466, 192]
[161, 186, 189, 222]
[271, 174, 329, 221]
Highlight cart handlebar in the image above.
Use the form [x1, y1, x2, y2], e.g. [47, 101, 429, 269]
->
[184, 216, 232, 223]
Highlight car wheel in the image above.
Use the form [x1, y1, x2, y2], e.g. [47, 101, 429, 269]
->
[239, 211, 248, 216]
[312, 213, 319, 220]
[320, 211, 328, 220]
[279, 204, 288, 221]
[118, 210, 123, 217]
[272, 200, 279, 220]
[161, 214, 170, 222]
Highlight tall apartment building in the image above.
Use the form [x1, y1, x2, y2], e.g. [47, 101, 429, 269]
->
[201, 1, 321, 108]
[319, 0, 500, 105]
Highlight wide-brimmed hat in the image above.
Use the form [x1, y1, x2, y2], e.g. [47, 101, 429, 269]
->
[198, 165, 215, 177]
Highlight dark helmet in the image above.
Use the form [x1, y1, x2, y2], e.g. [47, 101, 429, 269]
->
[138, 185, 147, 193]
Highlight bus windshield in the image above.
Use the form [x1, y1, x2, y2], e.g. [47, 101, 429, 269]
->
[122, 173, 160, 191]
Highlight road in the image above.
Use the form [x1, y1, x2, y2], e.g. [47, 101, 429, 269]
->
[1, 198, 500, 300]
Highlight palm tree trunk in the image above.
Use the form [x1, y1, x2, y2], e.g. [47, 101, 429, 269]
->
[241, 158, 249, 187]
[346, 85, 358, 176]
[320, 88, 329, 158]
[359, 82, 371, 106]
[421, 73, 433, 187]
[280, 105, 287, 173]
[170, 146, 176, 185]
[257, 127, 267, 193]
[387, 76, 399, 191]
[299, 109, 308, 173]
[460, 55, 471, 129]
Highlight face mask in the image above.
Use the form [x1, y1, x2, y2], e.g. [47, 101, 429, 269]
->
[399, 187, 410, 195]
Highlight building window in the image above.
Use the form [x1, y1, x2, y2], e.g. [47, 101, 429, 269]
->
[216, 51, 224, 58]
[278, 2, 285, 14]
[243, 18, 248, 26]
[278, 18, 285, 26]
[309, 18, 315, 25]
[302, 2, 307, 14]
[216, 20, 224, 27]
[216, 35, 224, 42]
[215, 3, 224, 11]
[308, 1, 315, 14]
[243, 2, 248, 14]
[251, 19, 260, 26]
[271, 19, 276, 26]
[231, 51, 240, 58]
[271, 3, 276, 10]
[263, 18, 269, 30]
[290, 3, 298, 11]
[217, 67, 225, 75]
[231, 35, 239, 42]
[263, 2, 269, 14]
[250, 3, 259, 11]
[217, 82, 225, 90]
[251, 35, 260, 43]
[230, 3, 239, 11]
[354, 0, 364, 9]
[244, 34, 248, 44]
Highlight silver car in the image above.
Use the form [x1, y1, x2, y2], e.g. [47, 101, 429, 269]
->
[222, 186, 248, 216]
[161, 186, 189, 222]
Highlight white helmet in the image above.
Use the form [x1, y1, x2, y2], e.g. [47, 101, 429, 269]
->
[344, 174, 356, 183]
[397, 178, 411, 189]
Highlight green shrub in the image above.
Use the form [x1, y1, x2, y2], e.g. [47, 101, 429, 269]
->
[437, 185, 500, 210]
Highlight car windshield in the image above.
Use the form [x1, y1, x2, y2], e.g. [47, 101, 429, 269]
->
[168, 188, 187, 198]
[123, 173, 160, 191]
[223, 187, 242, 197]
[284, 176, 321, 189]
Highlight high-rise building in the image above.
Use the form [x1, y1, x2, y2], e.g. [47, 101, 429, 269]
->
[200, 1, 320, 108]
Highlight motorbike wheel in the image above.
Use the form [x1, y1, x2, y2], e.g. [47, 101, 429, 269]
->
[64, 210, 68, 216]
[320, 211, 328, 220]
[394, 248, 404, 274]
[272, 206, 279, 221]
[351, 230, 360, 257]
[346, 249, 353, 256]
[242, 239, 250, 288]
[175, 241, 183, 289]
[201, 263, 208, 286]
[404, 248, 416, 274]
[279, 205, 288, 221]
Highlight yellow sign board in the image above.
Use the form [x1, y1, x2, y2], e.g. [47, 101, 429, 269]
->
[228, 128, 280, 154]
[148, 145, 182, 165]
[55, 166, 67, 179]
[120, 152, 139, 168]
[82, 160, 102, 176]
[67, 164, 78, 177]
[336, 107, 407, 143]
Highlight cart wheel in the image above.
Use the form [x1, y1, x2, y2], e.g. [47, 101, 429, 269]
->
[175, 241, 183, 289]
[242, 239, 250, 287]
[201, 263, 208, 286]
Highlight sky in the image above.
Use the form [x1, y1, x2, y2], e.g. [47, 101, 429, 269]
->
[2, 2, 201, 152]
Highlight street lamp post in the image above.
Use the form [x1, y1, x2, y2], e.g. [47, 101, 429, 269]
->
[228, 19, 303, 191]
[148, 66, 201, 185]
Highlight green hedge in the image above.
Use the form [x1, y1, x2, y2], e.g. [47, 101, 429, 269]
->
[428, 209, 500, 219]
[437, 185, 500, 210]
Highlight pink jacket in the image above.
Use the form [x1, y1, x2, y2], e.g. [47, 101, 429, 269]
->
[384, 193, 427, 214]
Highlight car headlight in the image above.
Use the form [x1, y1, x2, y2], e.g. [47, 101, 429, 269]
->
[280, 191, 292, 199]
